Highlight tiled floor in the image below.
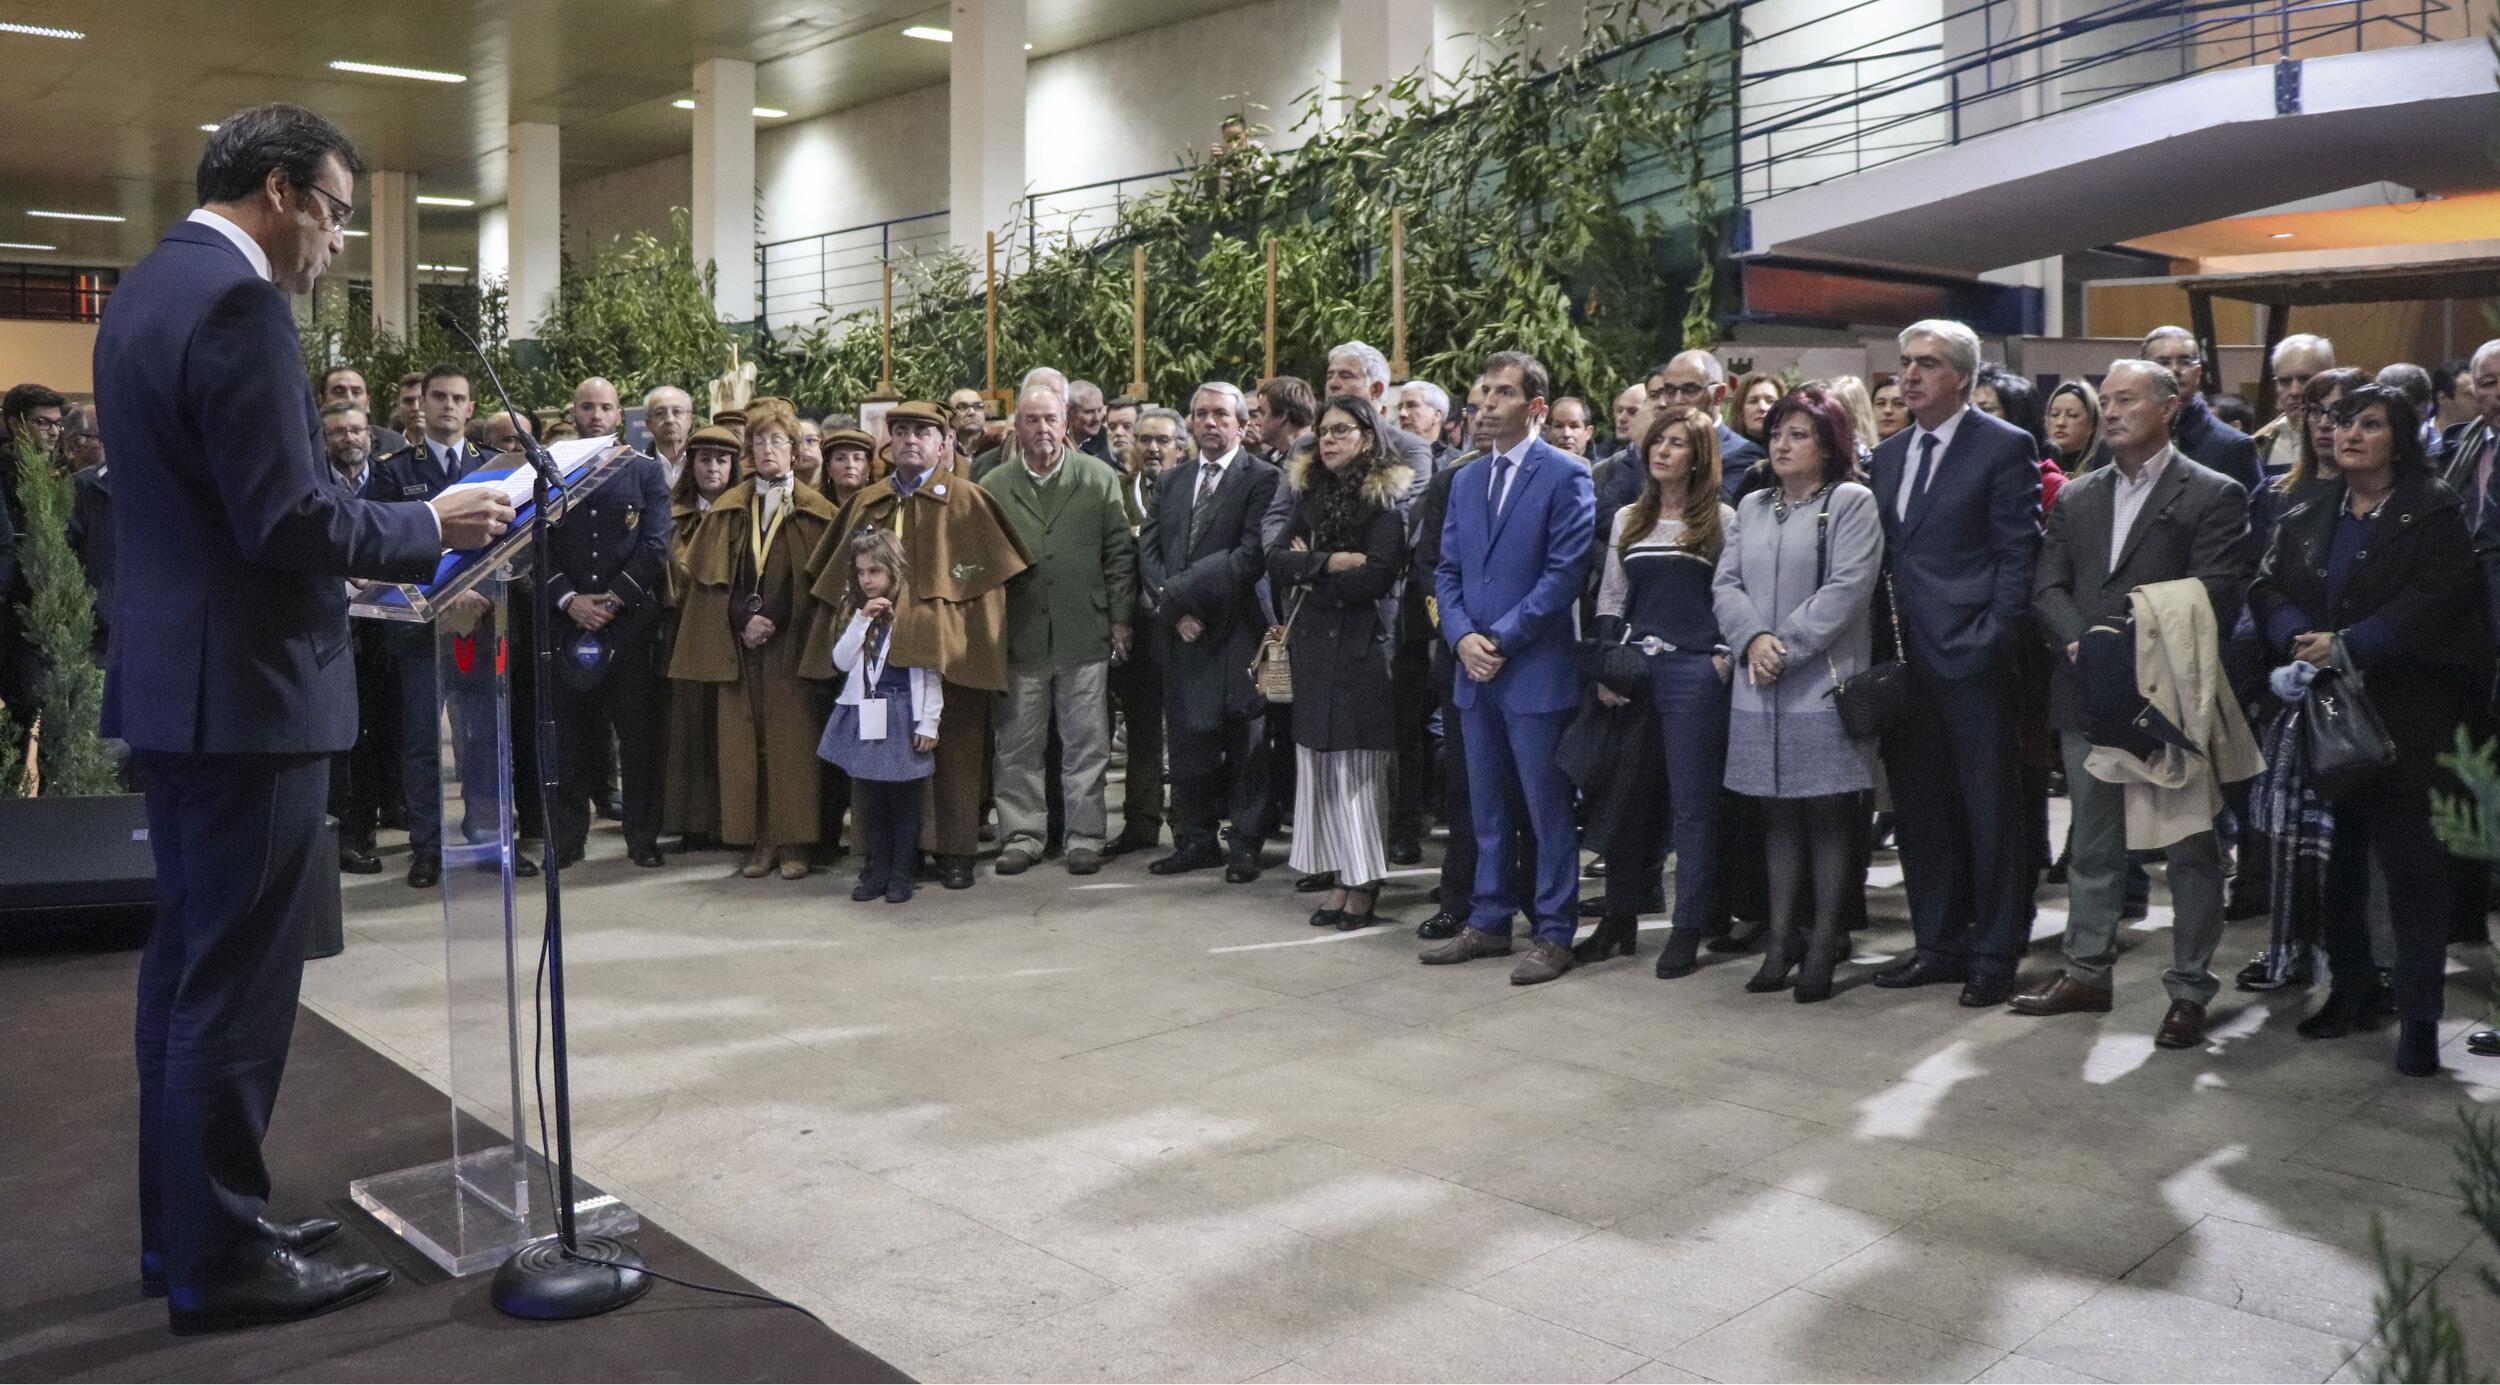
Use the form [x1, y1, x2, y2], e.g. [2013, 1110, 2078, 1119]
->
[304, 807, 2500, 1383]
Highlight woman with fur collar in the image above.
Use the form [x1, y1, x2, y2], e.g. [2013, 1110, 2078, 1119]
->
[1265, 394, 1415, 931]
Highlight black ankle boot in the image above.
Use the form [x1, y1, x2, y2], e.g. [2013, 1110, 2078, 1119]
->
[1573, 913, 1637, 962]
[2395, 1018, 2440, 1076]
[1655, 928, 1702, 979]
[1745, 931, 1800, 993]
[2296, 983, 2387, 1039]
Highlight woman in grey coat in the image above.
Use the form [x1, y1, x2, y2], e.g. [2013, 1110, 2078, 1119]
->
[1711, 386, 1884, 1002]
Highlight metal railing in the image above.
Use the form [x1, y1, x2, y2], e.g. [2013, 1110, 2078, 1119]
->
[756, 210, 948, 332]
[0, 262, 117, 322]
[748, 0, 2455, 330]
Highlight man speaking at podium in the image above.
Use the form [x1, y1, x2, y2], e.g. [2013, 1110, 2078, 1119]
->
[96, 104, 514, 1334]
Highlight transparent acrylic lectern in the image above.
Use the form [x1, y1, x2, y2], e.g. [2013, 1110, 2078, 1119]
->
[345, 439, 642, 1276]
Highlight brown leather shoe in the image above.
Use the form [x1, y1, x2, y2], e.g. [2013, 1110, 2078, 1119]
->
[2006, 974, 2114, 1016]
[1420, 927, 1515, 965]
[2154, 999, 2208, 1049]
[1510, 939, 1576, 986]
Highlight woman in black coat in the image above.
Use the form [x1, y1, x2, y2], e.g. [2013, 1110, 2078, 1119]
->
[2247, 383, 2493, 1077]
[1267, 394, 1413, 930]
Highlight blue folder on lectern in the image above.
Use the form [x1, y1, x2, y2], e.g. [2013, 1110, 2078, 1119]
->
[351, 436, 635, 623]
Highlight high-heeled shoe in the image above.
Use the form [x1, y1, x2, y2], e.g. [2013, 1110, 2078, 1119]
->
[2296, 983, 2387, 1039]
[2395, 1018, 2440, 1076]
[1745, 931, 1800, 993]
[1793, 940, 1845, 1003]
[1655, 928, 1702, 979]
[1573, 913, 1638, 962]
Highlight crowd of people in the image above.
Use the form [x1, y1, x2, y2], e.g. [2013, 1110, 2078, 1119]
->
[18, 323, 2500, 1079]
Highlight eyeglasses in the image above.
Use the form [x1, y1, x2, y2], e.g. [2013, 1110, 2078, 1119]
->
[1654, 381, 1713, 401]
[299, 180, 355, 233]
[1317, 423, 1363, 439]
[2147, 354, 2200, 371]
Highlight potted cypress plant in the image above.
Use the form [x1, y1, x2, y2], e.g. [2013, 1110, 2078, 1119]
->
[0, 431, 153, 920]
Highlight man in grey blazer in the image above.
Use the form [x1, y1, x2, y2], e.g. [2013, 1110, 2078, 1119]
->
[2014, 358, 2253, 1048]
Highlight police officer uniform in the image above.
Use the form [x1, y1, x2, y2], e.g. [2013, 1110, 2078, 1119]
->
[325, 453, 400, 871]
[371, 433, 512, 887]
[547, 452, 674, 865]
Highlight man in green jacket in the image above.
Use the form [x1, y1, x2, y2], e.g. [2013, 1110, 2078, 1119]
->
[985, 384, 1139, 875]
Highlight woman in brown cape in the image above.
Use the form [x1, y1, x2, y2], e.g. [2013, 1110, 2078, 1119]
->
[668, 398, 837, 878]
[661, 424, 744, 847]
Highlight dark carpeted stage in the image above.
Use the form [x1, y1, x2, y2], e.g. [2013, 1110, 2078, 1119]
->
[0, 931, 910, 1383]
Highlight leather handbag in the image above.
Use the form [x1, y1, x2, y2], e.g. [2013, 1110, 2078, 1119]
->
[1251, 592, 1304, 703]
[1804, 493, 1913, 739]
[2301, 636, 2397, 800]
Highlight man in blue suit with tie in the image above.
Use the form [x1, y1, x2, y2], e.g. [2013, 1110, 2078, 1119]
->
[1866, 319, 2043, 1007]
[1422, 351, 1597, 985]
[98, 105, 513, 1333]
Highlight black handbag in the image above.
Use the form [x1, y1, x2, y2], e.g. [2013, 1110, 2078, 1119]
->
[2301, 638, 2397, 800]
[1807, 494, 1913, 739]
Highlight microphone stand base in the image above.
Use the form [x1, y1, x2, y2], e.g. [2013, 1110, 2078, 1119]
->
[490, 1234, 652, 1320]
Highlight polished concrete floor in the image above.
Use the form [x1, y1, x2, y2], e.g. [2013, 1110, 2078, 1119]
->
[305, 801, 2500, 1384]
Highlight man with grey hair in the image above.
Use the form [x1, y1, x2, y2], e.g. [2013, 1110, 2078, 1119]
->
[1141, 382, 1281, 880]
[1326, 340, 1438, 488]
[974, 366, 1072, 480]
[1397, 381, 1453, 469]
[2446, 340, 2500, 532]
[643, 384, 695, 489]
[1067, 378, 1111, 462]
[2141, 325, 2258, 492]
[1866, 317, 2043, 1008]
[2016, 357, 2253, 1045]
[1105, 404, 1190, 856]
[984, 384, 1138, 876]
[2251, 333, 2335, 478]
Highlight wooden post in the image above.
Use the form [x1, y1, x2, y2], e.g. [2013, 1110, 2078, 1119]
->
[983, 231, 1000, 405]
[1389, 208, 1407, 382]
[877, 260, 895, 396]
[1263, 236, 1278, 382]
[1128, 244, 1149, 399]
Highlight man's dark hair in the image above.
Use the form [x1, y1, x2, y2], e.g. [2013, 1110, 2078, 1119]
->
[2209, 392, 2256, 432]
[1107, 394, 1142, 412]
[1257, 375, 1318, 431]
[2374, 362, 2434, 411]
[1482, 350, 1551, 405]
[396, 370, 425, 390]
[196, 103, 366, 207]
[3, 382, 66, 422]
[320, 365, 364, 392]
[2435, 360, 2468, 401]
[420, 364, 470, 394]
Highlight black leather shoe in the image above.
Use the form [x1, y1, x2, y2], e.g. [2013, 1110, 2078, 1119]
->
[338, 846, 382, 875]
[1958, 976, 2013, 1008]
[406, 853, 440, 889]
[1386, 836, 1422, 866]
[1308, 907, 1344, 928]
[1872, 956, 1968, 989]
[1225, 853, 1264, 884]
[1572, 914, 1638, 962]
[1104, 827, 1162, 859]
[1415, 910, 1464, 941]
[1654, 928, 1703, 979]
[552, 845, 586, 870]
[166, 1245, 391, 1334]
[629, 846, 665, 869]
[2296, 985, 2386, 1039]
[143, 1216, 343, 1298]
[939, 856, 976, 890]
[1149, 843, 1225, 876]
[2465, 1029, 2500, 1058]
[1295, 872, 1338, 894]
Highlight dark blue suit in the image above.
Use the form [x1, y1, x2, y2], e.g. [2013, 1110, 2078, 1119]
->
[97, 219, 437, 1294]
[1436, 435, 1596, 943]
[1867, 405, 2042, 981]
[371, 438, 494, 856]
[2169, 393, 2261, 495]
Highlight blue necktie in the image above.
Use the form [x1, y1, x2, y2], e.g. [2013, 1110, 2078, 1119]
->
[1906, 433, 1939, 519]
[1489, 455, 1513, 519]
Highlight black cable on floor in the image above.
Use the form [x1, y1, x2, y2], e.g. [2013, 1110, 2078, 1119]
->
[526, 876, 826, 1329]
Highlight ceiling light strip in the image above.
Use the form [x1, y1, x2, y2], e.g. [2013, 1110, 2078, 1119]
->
[28, 209, 123, 222]
[328, 59, 467, 83]
[0, 21, 82, 39]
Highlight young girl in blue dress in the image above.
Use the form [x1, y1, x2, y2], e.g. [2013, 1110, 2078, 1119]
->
[818, 530, 942, 903]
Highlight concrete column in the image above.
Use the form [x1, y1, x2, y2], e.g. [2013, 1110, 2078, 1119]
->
[692, 58, 757, 323]
[476, 204, 510, 291]
[505, 122, 562, 338]
[369, 170, 418, 341]
[1340, 0, 1434, 113]
[948, 0, 1026, 261]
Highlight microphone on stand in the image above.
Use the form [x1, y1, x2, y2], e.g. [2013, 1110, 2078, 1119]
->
[432, 307, 651, 1318]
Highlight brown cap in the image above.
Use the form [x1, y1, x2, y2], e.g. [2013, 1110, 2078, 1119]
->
[686, 424, 740, 454]
[885, 400, 950, 433]
[823, 427, 876, 455]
